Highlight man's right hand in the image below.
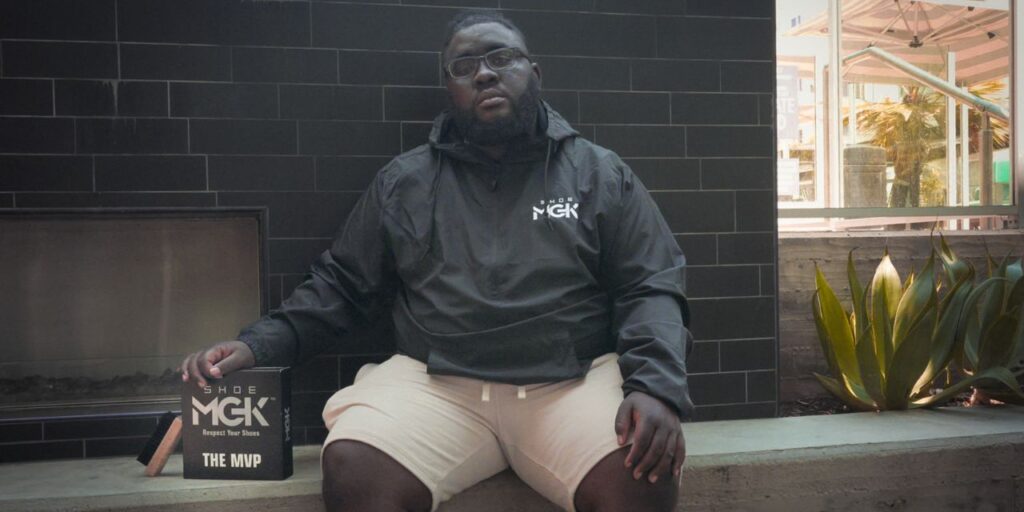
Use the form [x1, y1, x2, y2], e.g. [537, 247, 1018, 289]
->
[180, 341, 256, 388]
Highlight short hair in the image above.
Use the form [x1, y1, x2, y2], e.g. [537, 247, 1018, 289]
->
[441, 10, 528, 57]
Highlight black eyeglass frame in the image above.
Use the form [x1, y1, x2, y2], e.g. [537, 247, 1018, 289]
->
[444, 47, 532, 79]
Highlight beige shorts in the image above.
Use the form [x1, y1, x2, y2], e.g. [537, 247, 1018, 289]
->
[321, 352, 626, 512]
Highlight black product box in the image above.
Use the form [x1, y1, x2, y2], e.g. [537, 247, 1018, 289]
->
[182, 367, 293, 480]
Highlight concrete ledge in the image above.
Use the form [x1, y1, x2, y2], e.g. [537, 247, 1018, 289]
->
[2, 406, 1022, 511]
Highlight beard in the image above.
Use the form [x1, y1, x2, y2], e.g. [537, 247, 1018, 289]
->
[452, 77, 541, 147]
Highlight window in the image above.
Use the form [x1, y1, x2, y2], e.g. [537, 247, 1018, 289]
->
[777, 0, 1017, 231]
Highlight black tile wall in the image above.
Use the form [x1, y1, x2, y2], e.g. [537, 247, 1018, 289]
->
[2, 41, 118, 79]
[338, 51, 440, 86]
[625, 159, 701, 191]
[692, 402, 776, 421]
[170, 83, 278, 119]
[580, 92, 670, 125]
[688, 372, 747, 405]
[94, 156, 207, 191]
[317, 157, 392, 191]
[280, 86, 383, 121]
[595, 126, 687, 157]
[675, 234, 717, 266]
[298, 121, 401, 156]
[747, 370, 778, 403]
[687, 266, 761, 298]
[55, 80, 115, 116]
[631, 60, 720, 93]
[117, 82, 169, 117]
[501, 0, 592, 11]
[0, 156, 92, 191]
[0, 118, 76, 153]
[722, 62, 776, 93]
[702, 158, 774, 190]
[657, 17, 774, 61]
[0, 0, 116, 41]
[0, 0, 778, 462]
[671, 93, 759, 125]
[233, 48, 338, 84]
[384, 87, 449, 122]
[209, 156, 316, 191]
[77, 118, 189, 154]
[118, 0, 310, 46]
[120, 44, 232, 81]
[687, 0, 775, 18]
[270, 239, 333, 275]
[720, 339, 777, 371]
[537, 56, 631, 91]
[0, 79, 53, 115]
[190, 120, 296, 155]
[687, 341, 720, 374]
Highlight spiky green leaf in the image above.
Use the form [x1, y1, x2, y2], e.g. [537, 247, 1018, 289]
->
[977, 309, 1022, 371]
[885, 294, 937, 409]
[813, 372, 876, 411]
[912, 270, 972, 396]
[814, 266, 863, 393]
[892, 252, 936, 350]
[869, 252, 901, 378]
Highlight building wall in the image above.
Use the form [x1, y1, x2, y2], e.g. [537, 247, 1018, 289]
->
[0, 0, 777, 462]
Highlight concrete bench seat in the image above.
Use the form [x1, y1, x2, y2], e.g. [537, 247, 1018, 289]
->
[2, 406, 1022, 511]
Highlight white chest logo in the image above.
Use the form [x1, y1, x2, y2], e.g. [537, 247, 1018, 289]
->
[533, 197, 579, 221]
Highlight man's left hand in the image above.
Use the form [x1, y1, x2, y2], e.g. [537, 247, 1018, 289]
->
[614, 391, 685, 483]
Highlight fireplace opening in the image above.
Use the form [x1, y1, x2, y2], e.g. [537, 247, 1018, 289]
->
[0, 209, 267, 413]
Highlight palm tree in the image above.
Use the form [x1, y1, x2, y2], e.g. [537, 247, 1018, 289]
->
[854, 81, 1010, 208]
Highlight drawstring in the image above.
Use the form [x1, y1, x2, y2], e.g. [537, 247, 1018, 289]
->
[479, 383, 527, 401]
[542, 139, 554, 231]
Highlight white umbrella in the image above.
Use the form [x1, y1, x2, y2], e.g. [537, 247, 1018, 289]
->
[787, 0, 1011, 86]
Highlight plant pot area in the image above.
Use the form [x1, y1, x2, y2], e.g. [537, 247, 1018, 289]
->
[780, 230, 1024, 411]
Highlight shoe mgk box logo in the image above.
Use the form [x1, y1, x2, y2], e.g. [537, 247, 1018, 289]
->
[182, 367, 293, 480]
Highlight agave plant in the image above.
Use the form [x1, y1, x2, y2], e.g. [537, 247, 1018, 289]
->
[812, 244, 1023, 410]
[951, 241, 1024, 405]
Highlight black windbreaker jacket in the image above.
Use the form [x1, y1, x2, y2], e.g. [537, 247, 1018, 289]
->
[239, 103, 695, 418]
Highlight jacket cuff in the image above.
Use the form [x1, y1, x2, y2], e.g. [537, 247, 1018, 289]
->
[622, 378, 695, 420]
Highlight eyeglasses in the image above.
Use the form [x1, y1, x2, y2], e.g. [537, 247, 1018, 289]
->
[445, 47, 530, 79]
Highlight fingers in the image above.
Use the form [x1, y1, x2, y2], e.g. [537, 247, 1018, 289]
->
[212, 344, 255, 376]
[624, 411, 654, 472]
[672, 430, 687, 477]
[632, 427, 667, 481]
[614, 400, 634, 446]
[648, 430, 677, 484]
[186, 350, 207, 387]
[180, 342, 256, 388]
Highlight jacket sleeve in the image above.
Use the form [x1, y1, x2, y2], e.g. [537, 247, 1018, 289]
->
[237, 170, 397, 367]
[599, 156, 695, 419]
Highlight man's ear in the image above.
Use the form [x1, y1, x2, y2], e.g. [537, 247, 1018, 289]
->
[532, 62, 542, 85]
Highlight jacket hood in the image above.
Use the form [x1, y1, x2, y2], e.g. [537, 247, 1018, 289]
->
[427, 100, 578, 164]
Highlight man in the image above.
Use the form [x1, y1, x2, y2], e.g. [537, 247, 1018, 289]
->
[181, 11, 693, 512]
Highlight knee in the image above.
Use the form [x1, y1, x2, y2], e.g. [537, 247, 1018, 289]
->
[575, 448, 679, 512]
[321, 440, 431, 512]
[321, 441, 362, 506]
